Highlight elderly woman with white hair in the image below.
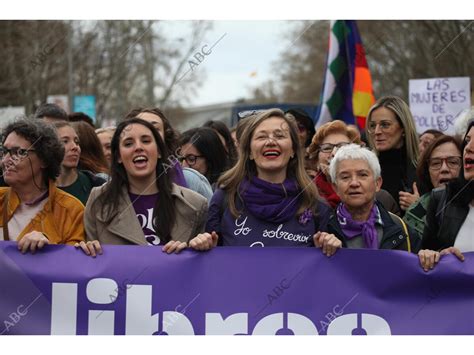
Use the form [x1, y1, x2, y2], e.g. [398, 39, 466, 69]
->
[326, 144, 421, 252]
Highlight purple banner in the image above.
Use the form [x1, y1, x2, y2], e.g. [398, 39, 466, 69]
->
[1, 241, 473, 335]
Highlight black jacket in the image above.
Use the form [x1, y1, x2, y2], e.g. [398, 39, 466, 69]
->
[378, 147, 417, 213]
[327, 201, 421, 253]
[422, 185, 470, 251]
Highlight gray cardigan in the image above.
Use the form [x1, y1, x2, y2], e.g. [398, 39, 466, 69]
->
[84, 183, 208, 245]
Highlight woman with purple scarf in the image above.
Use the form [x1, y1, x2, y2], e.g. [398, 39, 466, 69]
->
[188, 108, 338, 256]
[325, 144, 421, 253]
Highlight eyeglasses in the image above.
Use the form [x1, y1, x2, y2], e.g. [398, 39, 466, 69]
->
[0, 146, 36, 159]
[318, 142, 350, 153]
[367, 120, 396, 134]
[178, 154, 204, 166]
[428, 156, 462, 170]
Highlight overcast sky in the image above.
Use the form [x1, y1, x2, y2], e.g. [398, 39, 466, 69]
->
[161, 21, 294, 107]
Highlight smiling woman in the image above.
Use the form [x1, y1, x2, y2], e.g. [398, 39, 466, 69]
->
[188, 108, 337, 255]
[80, 118, 208, 257]
[125, 107, 213, 201]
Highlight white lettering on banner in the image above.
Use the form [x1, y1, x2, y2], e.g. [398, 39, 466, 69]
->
[49, 278, 392, 335]
[262, 224, 311, 244]
[50, 283, 77, 335]
[326, 313, 391, 335]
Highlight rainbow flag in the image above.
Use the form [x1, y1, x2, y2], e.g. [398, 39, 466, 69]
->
[316, 20, 375, 129]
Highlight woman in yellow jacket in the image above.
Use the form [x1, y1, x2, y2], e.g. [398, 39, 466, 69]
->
[0, 119, 85, 253]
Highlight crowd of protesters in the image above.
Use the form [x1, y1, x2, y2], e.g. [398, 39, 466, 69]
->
[1, 97, 473, 272]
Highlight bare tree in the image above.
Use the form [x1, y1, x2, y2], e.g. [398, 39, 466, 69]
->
[0, 20, 212, 126]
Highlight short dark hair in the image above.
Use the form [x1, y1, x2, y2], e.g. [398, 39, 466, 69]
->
[203, 120, 238, 166]
[125, 107, 179, 153]
[34, 103, 68, 121]
[420, 129, 443, 138]
[285, 108, 316, 147]
[68, 112, 95, 128]
[1, 119, 65, 182]
[416, 134, 462, 195]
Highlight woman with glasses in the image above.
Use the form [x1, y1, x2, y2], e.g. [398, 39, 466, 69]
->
[0, 119, 85, 253]
[188, 109, 337, 255]
[307, 120, 361, 208]
[79, 118, 208, 256]
[418, 120, 474, 271]
[179, 127, 230, 188]
[403, 135, 462, 236]
[307, 120, 400, 214]
[366, 96, 420, 213]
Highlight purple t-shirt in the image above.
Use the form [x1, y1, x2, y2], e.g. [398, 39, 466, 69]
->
[206, 189, 331, 247]
[128, 192, 161, 246]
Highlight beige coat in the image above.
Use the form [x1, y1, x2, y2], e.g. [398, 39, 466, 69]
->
[84, 183, 208, 245]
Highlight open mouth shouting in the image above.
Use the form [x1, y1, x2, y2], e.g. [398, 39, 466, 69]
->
[438, 177, 452, 185]
[133, 155, 149, 168]
[465, 157, 474, 171]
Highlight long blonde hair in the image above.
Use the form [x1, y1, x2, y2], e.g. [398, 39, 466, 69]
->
[365, 95, 419, 167]
[218, 108, 319, 218]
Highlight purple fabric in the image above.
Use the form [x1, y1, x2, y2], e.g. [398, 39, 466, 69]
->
[336, 203, 379, 249]
[1, 241, 474, 335]
[239, 176, 300, 223]
[171, 164, 188, 188]
[206, 189, 331, 247]
[128, 192, 160, 246]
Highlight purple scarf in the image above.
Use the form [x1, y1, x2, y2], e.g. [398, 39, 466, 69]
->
[171, 163, 188, 188]
[336, 203, 379, 249]
[239, 176, 301, 223]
